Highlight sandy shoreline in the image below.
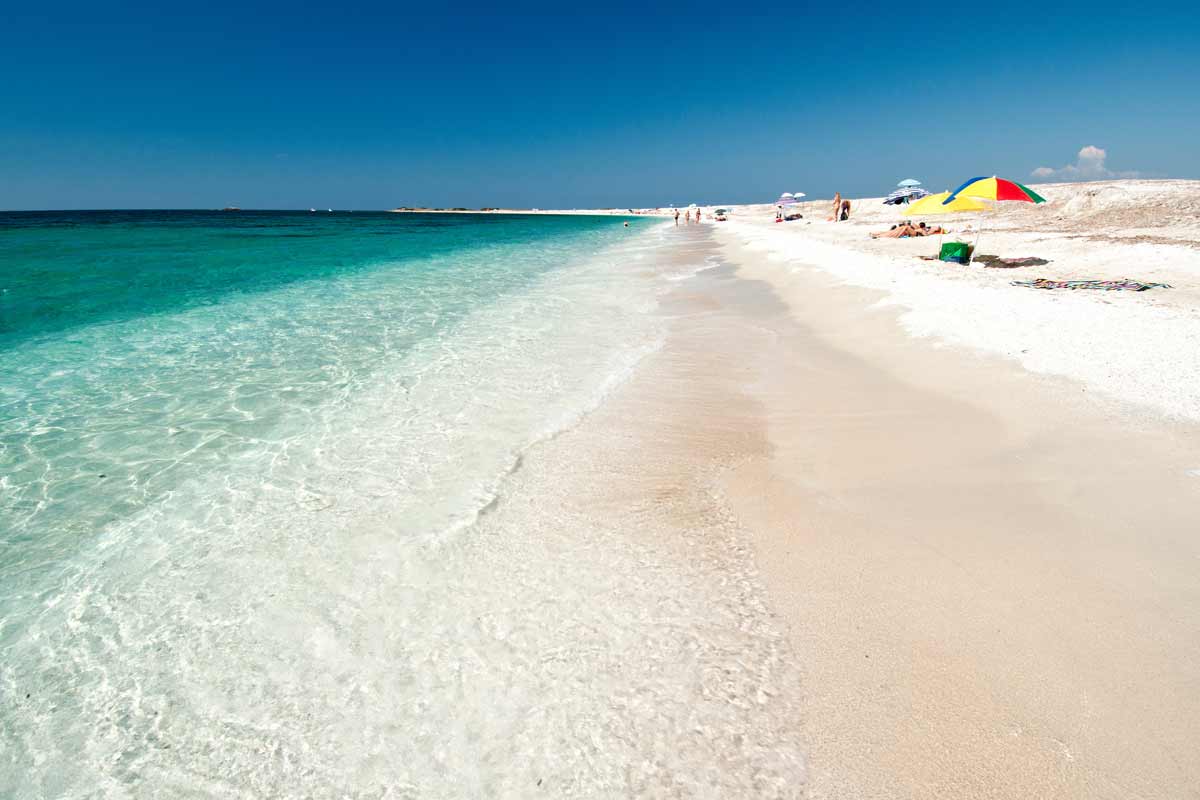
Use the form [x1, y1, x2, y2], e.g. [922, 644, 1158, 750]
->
[712, 230, 1200, 799]
[556, 212, 1200, 797]
[402, 185, 1200, 796]
[450, 227, 810, 794]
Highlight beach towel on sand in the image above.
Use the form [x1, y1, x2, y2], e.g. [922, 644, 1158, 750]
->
[972, 255, 1050, 268]
[1012, 279, 1171, 292]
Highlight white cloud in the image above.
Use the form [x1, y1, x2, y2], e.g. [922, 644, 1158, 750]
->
[1031, 145, 1141, 181]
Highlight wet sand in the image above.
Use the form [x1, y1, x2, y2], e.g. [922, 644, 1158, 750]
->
[529, 223, 1200, 798]
[449, 227, 808, 796]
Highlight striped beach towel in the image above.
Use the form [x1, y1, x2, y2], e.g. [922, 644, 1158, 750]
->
[1012, 279, 1172, 292]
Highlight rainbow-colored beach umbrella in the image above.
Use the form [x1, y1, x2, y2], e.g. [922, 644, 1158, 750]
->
[904, 191, 986, 216]
[945, 176, 1046, 205]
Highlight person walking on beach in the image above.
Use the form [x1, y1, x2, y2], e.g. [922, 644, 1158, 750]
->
[829, 192, 841, 222]
[674, 208, 680, 225]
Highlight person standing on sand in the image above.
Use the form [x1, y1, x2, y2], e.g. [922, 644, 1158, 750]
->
[829, 192, 841, 222]
[674, 208, 680, 225]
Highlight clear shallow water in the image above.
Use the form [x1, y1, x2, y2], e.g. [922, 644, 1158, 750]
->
[0, 212, 802, 796]
[1, 211, 646, 545]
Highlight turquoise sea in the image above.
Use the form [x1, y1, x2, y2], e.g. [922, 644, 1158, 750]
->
[1, 211, 651, 552]
[0, 211, 802, 796]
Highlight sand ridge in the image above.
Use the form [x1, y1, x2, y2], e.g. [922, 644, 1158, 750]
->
[715, 179, 1200, 423]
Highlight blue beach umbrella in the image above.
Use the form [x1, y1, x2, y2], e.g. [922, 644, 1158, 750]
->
[897, 178, 922, 188]
[884, 186, 930, 205]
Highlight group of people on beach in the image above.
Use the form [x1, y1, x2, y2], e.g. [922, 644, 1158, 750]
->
[761, 192, 955, 238]
[828, 192, 851, 222]
[673, 207, 701, 225]
[813, 192, 952, 238]
[870, 221, 946, 238]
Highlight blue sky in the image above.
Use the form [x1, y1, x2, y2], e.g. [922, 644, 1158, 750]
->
[2, 1, 1197, 209]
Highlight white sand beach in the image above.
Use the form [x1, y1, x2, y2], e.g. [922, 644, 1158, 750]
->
[719, 180, 1200, 422]
[9, 185, 1197, 797]
[10, 1, 1199, 794]
[552, 181, 1200, 798]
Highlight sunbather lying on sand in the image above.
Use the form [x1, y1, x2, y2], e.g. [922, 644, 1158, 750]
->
[871, 222, 945, 238]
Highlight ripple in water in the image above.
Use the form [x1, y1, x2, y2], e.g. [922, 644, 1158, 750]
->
[0, 215, 803, 796]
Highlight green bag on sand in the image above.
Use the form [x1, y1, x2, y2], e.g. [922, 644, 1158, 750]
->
[939, 241, 971, 264]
